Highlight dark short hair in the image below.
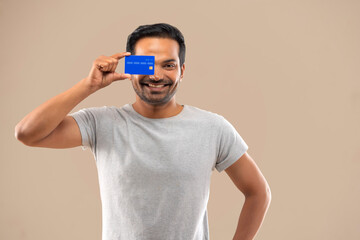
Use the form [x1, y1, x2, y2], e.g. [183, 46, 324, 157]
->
[126, 23, 186, 67]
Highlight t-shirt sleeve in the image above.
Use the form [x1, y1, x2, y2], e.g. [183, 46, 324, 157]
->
[69, 108, 97, 151]
[215, 116, 249, 173]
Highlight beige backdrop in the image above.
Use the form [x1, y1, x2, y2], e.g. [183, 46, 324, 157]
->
[1, 0, 359, 239]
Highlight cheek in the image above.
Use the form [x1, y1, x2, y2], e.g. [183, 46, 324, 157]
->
[170, 78, 181, 90]
[131, 77, 141, 86]
[168, 71, 181, 82]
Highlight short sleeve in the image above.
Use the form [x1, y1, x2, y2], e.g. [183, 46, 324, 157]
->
[215, 116, 249, 173]
[69, 108, 97, 151]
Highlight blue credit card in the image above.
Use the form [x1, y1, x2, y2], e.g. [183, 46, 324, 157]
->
[124, 55, 155, 75]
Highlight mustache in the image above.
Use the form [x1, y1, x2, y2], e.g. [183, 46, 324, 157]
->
[141, 80, 172, 85]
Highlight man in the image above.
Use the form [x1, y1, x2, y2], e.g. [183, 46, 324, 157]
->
[15, 23, 271, 240]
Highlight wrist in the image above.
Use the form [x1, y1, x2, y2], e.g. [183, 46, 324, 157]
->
[78, 78, 99, 95]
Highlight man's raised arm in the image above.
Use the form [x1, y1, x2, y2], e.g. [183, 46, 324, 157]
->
[14, 52, 131, 148]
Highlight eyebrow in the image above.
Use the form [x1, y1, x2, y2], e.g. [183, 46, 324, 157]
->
[161, 59, 177, 63]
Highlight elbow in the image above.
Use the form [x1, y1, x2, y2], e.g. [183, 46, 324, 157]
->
[259, 184, 272, 203]
[263, 185, 272, 206]
[14, 123, 23, 141]
[265, 185, 272, 203]
[14, 124, 33, 146]
[245, 184, 272, 203]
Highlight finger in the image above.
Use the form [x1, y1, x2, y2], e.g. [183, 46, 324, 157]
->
[96, 63, 104, 71]
[110, 63, 116, 73]
[111, 52, 131, 60]
[103, 60, 112, 72]
[112, 72, 132, 81]
[95, 58, 106, 70]
[110, 58, 118, 72]
[120, 73, 132, 79]
[106, 58, 117, 72]
[97, 62, 110, 72]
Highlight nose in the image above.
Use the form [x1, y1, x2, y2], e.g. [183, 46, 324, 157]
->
[149, 74, 159, 81]
[149, 67, 163, 81]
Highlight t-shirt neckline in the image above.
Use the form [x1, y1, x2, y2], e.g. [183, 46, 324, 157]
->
[127, 103, 187, 121]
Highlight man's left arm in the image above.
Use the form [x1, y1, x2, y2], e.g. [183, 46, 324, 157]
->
[225, 151, 272, 240]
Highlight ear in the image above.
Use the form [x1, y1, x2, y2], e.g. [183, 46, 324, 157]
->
[180, 63, 185, 81]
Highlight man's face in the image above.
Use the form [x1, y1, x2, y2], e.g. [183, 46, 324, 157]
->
[130, 37, 185, 106]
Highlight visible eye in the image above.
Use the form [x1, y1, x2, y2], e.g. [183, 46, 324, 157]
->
[165, 64, 176, 68]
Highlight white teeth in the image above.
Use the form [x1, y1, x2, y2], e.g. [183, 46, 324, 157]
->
[148, 84, 165, 88]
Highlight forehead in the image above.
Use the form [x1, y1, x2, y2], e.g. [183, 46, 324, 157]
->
[134, 37, 179, 62]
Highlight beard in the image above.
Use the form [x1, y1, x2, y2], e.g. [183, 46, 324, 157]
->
[132, 80, 180, 106]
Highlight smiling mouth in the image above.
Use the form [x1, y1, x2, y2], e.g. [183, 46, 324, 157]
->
[141, 83, 171, 90]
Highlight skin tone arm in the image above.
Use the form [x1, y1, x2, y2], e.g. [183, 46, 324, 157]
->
[15, 52, 132, 148]
[225, 152, 272, 240]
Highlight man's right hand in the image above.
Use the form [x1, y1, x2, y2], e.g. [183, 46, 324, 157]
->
[15, 52, 133, 148]
[85, 52, 132, 93]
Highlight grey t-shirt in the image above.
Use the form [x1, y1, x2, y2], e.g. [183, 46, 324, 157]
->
[70, 103, 248, 240]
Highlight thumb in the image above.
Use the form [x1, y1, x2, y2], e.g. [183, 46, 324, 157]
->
[110, 72, 131, 81]
[111, 52, 131, 60]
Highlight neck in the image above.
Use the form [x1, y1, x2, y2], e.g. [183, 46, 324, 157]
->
[132, 98, 183, 119]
